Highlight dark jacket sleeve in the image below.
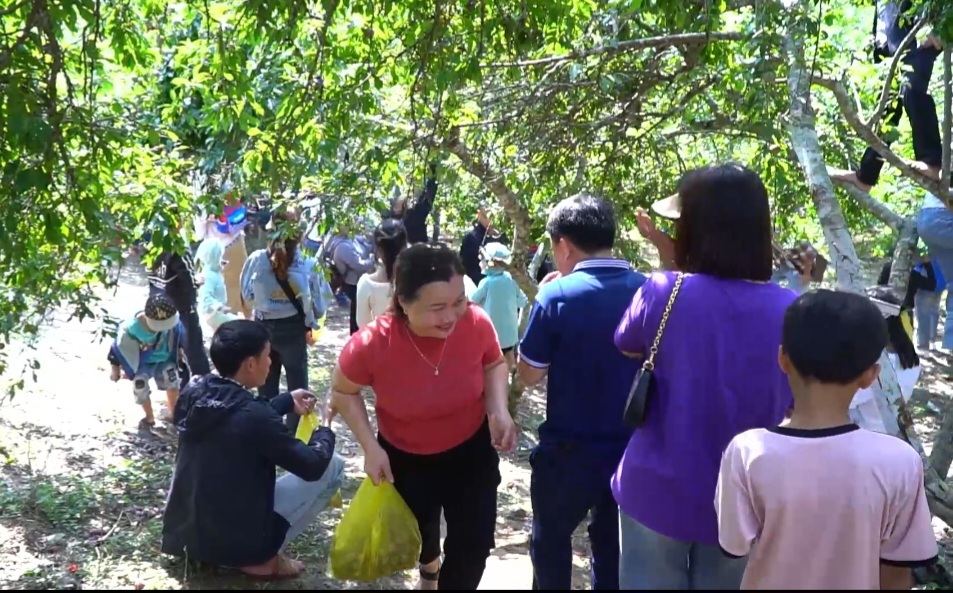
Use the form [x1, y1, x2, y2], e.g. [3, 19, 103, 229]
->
[255, 410, 336, 482]
[460, 232, 478, 279]
[269, 392, 295, 417]
[409, 177, 437, 217]
[164, 254, 198, 312]
[403, 177, 437, 245]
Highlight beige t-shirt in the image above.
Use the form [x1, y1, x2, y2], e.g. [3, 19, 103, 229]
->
[355, 273, 393, 329]
[716, 425, 937, 590]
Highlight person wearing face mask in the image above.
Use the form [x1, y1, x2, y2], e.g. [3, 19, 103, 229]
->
[329, 243, 517, 591]
[148, 206, 212, 383]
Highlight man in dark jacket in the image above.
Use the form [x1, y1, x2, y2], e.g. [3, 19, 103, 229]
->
[390, 164, 439, 245]
[149, 241, 212, 380]
[161, 320, 344, 579]
[460, 205, 509, 286]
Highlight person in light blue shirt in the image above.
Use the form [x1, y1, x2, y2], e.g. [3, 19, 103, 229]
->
[471, 242, 528, 369]
[470, 243, 529, 368]
[240, 210, 332, 431]
[195, 237, 241, 331]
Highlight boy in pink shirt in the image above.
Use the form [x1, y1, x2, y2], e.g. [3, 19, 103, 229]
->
[716, 289, 937, 590]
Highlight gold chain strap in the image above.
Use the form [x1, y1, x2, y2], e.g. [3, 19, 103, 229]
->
[644, 273, 683, 371]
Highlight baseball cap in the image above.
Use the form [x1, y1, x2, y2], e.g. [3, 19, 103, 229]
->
[144, 293, 180, 332]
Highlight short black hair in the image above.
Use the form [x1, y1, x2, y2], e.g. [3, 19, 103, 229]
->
[546, 193, 616, 254]
[782, 289, 887, 384]
[391, 243, 465, 318]
[210, 320, 271, 378]
[674, 163, 774, 281]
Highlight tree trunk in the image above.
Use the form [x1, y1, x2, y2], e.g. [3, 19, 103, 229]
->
[441, 128, 538, 299]
[504, 240, 550, 418]
[431, 206, 441, 243]
[930, 410, 953, 482]
[886, 220, 918, 292]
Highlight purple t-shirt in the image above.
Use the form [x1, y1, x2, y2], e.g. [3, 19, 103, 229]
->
[611, 271, 797, 546]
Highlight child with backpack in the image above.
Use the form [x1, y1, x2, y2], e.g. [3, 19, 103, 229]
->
[108, 293, 187, 429]
[716, 289, 937, 589]
[470, 242, 528, 370]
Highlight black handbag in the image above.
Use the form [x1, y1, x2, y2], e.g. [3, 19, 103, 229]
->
[623, 273, 684, 428]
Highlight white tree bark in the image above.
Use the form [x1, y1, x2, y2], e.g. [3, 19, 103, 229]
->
[782, 3, 924, 452]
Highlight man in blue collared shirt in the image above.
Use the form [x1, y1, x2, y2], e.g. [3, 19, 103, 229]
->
[518, 194, 647, 591]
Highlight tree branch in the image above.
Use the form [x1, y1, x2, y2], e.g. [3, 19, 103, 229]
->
[830, 179, 903, 230]
[484, 31, 743, 68]
[440, 128, 537, 298]
[814, 75, 944, 196]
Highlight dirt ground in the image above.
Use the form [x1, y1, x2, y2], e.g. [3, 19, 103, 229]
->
[3, 252, 953, 590]
[0, 255, 593, 590]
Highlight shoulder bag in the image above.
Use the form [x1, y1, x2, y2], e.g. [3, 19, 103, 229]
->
[274, 268, 314, 343]
[623, 273, 684, 429]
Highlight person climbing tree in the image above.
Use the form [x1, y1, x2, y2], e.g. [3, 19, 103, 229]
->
[829, 0, 944, 192]
[390, 162, 439, 245]
[460, 204, 509, 287]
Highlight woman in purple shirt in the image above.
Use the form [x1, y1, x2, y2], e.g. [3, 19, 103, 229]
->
[613, 163, 797, 590]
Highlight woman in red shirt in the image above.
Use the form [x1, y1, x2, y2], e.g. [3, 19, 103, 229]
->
[330, 243, 517, 590]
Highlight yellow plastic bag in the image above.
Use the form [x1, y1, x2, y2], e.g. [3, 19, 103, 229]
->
[329, 477, 422, 581]
[295, 411, 343, 508]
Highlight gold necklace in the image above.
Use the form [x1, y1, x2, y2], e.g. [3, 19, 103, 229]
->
[406, 323, 451, 376]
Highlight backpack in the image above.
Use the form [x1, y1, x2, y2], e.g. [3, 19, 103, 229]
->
[321, 237, 346, 293]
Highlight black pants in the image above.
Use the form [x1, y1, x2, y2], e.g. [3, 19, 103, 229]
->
[859, 40, 942, 186]
[343, 282, 359, 334]
[177, 306, 211, 387]
[379, 421, 501, 590]
[258, 315, 309, 431]
[529, 442, 622, 590]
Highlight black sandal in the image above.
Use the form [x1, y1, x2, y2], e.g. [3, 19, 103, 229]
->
[419, 566, 440, 583]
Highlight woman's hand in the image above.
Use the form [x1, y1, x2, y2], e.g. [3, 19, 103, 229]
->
[488, 410, 518, 453]
[305, 330, 316, 346]
[635, 208, 658, 240]
[539, 271, 561, 286]
[364, 443, 394, 485]
[291, 389, 317, 415]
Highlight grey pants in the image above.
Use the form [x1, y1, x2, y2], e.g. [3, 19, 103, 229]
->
[274, 453, 346, 549]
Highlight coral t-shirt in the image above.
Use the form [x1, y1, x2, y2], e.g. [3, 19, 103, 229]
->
[338, 305, 504, 455]
[716, 425, 937, 589]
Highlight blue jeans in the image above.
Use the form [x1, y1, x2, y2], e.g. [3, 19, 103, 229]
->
[917, 207, 953, 348]
[529, 443, 620, 590]
[275, 454, 345, 550]
[258, 315, 309, 431]
[915, 290, 942, 349]
[619, 511, 746, 590]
